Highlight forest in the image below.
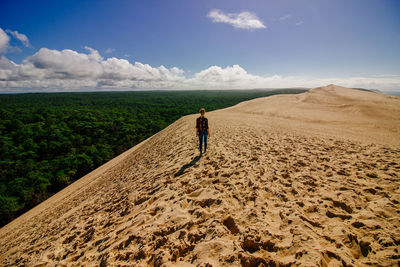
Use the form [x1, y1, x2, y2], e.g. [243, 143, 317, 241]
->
[0, 88, 307, 226]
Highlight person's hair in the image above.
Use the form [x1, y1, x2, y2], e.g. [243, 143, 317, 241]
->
[199, 108, 206, 113]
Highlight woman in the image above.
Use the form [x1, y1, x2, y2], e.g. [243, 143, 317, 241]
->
[195, 108, 210, 154]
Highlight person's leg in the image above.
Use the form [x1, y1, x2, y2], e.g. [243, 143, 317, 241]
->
[198, 132, 203, 153]
[204, 132, 207, 152]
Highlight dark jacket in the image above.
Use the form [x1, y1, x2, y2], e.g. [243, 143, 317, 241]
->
[196, 116, 208, 132]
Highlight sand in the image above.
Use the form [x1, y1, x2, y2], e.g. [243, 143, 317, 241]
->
[1, 84, 399, 266]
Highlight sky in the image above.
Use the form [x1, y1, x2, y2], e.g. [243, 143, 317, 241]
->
[0, 0, 400, 92]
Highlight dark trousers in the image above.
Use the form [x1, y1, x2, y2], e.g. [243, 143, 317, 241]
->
[198, 131, 208, 153]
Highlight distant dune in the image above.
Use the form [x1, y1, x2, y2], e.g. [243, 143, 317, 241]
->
[1, 84, 399, 266]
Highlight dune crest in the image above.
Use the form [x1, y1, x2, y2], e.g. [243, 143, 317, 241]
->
[231, 84, 400, 145]
[1, 85, 399, 266]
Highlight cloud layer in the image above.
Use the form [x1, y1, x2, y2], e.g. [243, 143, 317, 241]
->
[208, 9, 266, 30]
[1, 46, 399, 93]
[0, 47, 186, 90]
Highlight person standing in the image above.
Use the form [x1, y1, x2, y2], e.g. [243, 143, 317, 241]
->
[196, 108, 210, 154]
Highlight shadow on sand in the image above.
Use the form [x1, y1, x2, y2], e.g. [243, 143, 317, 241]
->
[174, 155, 201, 177]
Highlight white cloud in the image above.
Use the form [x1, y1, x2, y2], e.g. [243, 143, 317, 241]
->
[0, 47, 399, 93]
[26, 47, 103, 79]
[0, 47, 185, 90]
[295, 20, 304, 26]
[208, 9, 266, 30]
[278, 14, 291, 21]
[187, 64, 263, 89]
[0, 28, 31, 54]
[0, 28, 11, 53]
[83, 46, 103, 61]
[6, 30, 31, 47]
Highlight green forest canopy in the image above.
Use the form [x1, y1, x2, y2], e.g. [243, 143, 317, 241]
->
[0, 88, 307, 226]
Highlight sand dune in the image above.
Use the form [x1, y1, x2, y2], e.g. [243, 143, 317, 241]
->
[1, 84, 399, 266]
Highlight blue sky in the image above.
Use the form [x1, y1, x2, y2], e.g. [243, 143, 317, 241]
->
[1, 0, 400, 92]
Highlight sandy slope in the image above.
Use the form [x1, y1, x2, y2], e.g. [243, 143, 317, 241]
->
[1, 84, 399, 266]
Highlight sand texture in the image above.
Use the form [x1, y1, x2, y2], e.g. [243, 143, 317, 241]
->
[1, 84, 400, 266]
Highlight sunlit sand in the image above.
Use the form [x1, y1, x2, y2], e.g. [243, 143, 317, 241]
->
[1, 85, 399, 266]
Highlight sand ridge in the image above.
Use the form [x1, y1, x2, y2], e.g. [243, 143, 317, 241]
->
[0, 84, 399, 266]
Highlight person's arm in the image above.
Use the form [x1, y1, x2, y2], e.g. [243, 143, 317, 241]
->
[206, 118, 210, 137]
[196, 118, 199, 136]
